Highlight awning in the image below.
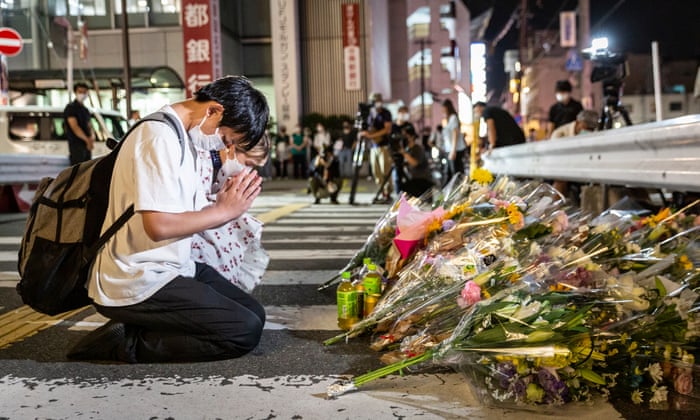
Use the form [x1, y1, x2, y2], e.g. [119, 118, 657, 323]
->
[8, 66, 184, 93]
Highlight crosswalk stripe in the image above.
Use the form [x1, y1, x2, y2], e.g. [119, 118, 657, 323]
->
[263, 225, 372, 233]
[0, 237, 22, 245]
[269, 249, 358, 259]
[273, 219, 379, 225]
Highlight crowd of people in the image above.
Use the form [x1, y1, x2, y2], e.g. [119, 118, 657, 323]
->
[64, 77, 599, 210]
[256, 78, 597, 206]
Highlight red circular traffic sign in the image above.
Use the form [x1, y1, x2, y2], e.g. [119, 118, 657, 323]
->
[0, 27, 23, 57]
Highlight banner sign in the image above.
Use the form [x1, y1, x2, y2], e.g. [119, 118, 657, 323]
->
[559, 11, 577, 48]
[342, 3, 361, 91]
[271, 0, 302, 129]
[182, 0, 222, 98]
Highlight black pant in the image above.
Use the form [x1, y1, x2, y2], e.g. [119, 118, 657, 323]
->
[292, 154, 307, 179]
[95, 263, 265, 363]
[446, 150, 466, 182]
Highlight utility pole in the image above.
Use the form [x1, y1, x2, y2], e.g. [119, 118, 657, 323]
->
[516, 0, 527, 115]
[121, 0, 132, 117]
[579, 0, 592, 109]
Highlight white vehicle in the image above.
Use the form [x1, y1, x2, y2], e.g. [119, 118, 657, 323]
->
[0, 106, 128, 211]
[0, 105, 127, 159]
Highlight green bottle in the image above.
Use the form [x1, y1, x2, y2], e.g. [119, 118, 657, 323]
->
[337, 271, 358, 330]
[362, 263, 382, 296]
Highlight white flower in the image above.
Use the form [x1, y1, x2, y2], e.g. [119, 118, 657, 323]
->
[646, 363, 663, 384]
[649, 385, 668, 404]
[631, 389, 644, 404]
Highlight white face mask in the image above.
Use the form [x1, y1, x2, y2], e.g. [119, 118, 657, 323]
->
[189, 115, 225, 150]
[374, 101, 383, 109]
[76, 93, 87, 102]
[556, 93, 570, 103]
[397, 112, 409, 122]
[220, 149, 249, 176]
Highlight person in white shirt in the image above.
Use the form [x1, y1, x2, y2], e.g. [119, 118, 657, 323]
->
[69, 76, 269, 363]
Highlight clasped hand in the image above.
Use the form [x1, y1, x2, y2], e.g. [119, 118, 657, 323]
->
[215, 167, 262, 220]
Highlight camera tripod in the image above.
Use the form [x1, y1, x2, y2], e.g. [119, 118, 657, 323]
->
[347, 137, 404, 205]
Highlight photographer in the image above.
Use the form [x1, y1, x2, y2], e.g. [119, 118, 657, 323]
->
[397, 124, 433, 198]
[359, 92, 393, 204]
[309, 145, 342, 205]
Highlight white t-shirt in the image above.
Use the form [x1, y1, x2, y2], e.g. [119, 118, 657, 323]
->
[88, 106, 198, 306]
[442, 114, 466, 153]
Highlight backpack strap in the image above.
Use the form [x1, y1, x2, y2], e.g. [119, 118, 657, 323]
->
[115, 111, 187, 164]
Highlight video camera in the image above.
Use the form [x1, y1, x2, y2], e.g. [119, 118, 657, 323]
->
[354, 102, 371, 131]
[582, 42, 628, 107]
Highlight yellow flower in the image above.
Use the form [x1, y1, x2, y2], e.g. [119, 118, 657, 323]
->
[679, 255, 693, 270]
[643, 207, 671, 227]
[471, 167, 494, 185]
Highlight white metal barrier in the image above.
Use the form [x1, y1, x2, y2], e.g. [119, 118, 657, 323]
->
[482, 115, 700, 192]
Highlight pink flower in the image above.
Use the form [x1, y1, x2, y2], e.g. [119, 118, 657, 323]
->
[458, 281, 482, 308]
[674, 369, 694, 396]
[551, 210, 568, 234]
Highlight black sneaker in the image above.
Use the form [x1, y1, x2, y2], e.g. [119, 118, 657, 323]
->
[67, 320, 126, 362]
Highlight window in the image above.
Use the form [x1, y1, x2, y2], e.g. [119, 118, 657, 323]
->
[669, 102, 683, 112]
[9, 116, 40, 140]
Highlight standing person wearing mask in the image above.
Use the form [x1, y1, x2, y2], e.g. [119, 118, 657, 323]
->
[64, 82, 95, 164]
[290, 124, 309, 179]
[546, 80, 583, 138]
[67, 76, 269, 363]
[441, 99, 467, 181]
[337, 120, 357, 178]
[359, 92, 393, 204]
[312, 122, 330, 162]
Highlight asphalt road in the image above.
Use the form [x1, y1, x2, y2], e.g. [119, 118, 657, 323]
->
[0, 178, 696, 419]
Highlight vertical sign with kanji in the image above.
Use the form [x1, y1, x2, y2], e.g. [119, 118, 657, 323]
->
[342, 3, 361, 91]
[182, 0, 222, 98]
[271, 0, 302, 130]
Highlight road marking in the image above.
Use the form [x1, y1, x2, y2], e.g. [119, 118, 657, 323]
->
[269, 249, 358, 259]
[0, 251, 16, 262]
[263, 225, 372, 233]
[0, 237, 22, 245]
[274, 218, 380, 225]
[255, 203, 310, 224]
[0, 305, 87, 349]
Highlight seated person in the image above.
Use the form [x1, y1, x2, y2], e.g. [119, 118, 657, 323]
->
[398, 125, 433, 198]
[309, 145, 343, 204]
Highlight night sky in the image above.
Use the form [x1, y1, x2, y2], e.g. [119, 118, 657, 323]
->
[467, 0, 700, 97]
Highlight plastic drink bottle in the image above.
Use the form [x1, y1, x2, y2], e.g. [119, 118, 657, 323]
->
[362, 263, 382, 296]
[337, 271, 358, 330]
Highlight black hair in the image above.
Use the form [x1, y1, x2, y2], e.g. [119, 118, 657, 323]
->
[73, 82, 89, 92]
[555, 80, 572, 92]
[194, 75, 270, 151]
[442, 98, 458, 116]
[402, 124, 417, 138]
[473, 101, 487, 108]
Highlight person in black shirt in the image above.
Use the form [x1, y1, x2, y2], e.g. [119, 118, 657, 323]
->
[64, 82, 95, 164]
[398, 124, 433, 198]
[473, 102, 525, 154]
[546, 80, 583, 138]
[359, 92, 393, 203]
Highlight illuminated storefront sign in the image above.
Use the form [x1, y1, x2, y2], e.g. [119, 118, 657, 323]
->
[181, 0, 221, 98]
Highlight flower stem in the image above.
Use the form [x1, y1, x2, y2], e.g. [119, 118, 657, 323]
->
[352, 351, 433, 387]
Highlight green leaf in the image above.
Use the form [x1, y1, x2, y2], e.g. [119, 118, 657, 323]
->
[655, 276, 667, 297]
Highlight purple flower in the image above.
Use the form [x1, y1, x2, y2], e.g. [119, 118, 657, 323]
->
[442, 219, 456, 231]
[495, 362, 517, 389]
[512, 378, 528, 399]
[537, 368, 569, 402]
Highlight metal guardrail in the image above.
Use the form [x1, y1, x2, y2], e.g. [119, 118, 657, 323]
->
[482, 114, 700, 192]
[0, 154, 69, 184]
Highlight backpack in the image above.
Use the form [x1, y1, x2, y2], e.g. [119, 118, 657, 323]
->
[16, 112, 186, 315]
